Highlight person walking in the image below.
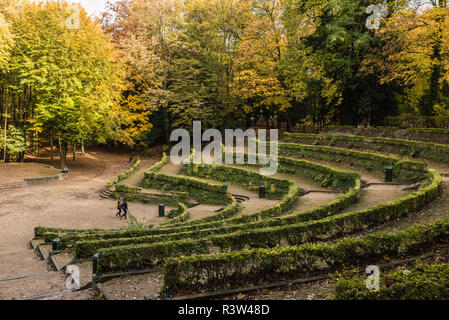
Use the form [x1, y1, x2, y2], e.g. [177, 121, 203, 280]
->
[116, 198, 122, 217]
[121, 198, 128, 220]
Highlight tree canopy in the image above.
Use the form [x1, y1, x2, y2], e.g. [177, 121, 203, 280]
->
[2, 0, 449, 162]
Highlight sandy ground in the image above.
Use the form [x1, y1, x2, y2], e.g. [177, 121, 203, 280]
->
[0, 149, 171, 299]
[157, 159, 284, 219]
[120, 159, 156, 187]
[102, 271, 164, 300]
[0, 163, 59, 184]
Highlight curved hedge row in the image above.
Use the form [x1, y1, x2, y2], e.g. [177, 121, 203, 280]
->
[143, 171, 228, 204]
[41, 155, 361, 246]
[283, 132, 449, 164]
[72, 177, 360, 258]
[160, 203, 190, 227]
[159, 193, 241, 229]
[278, 142, 427, 182]
[34, 227, 104, 238]
[162, 171, 445, 296]
[106, 157, 141, 188]
[94, 171, 441, 275]
[145, 153, 168, 174]
[324, 125, 449, 145]
[183, 163, 294, 199]
[334, 263, 449, 300]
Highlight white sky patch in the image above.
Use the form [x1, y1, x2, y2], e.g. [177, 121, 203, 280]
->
[65, 0, 115, 17]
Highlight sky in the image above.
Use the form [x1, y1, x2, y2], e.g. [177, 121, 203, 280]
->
[66, 0, 115, 16]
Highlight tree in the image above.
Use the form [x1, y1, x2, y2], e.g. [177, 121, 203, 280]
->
[282, 0, 401, 126]
[0, 125, 25, 162]
[104, 0, 177, 143]
[2, 1, 129, 165]
[363, 3, 449, 117]
[232, 0, 291, 129]
[0, 12, 13, 72]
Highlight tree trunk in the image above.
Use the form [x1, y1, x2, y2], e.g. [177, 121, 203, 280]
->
[73, 143, 76, 161]
[3, 103, 7, 163]
[245, 114, 251, 129]
[286, 113, 292, 132]
[50, 137, 54, 163]
[81, 139, 85, 154]
[59, 139, 68, 168]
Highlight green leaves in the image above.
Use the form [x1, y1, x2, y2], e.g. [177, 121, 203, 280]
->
[0, 125, 25, 161]
[0, 12, 13, 72]
[2, 1, 128, 158]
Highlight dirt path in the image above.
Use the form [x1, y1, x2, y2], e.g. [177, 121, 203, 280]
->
[362, 177, 449, 234]
[0, 163, 59, 184]
[344, 184, 410, 212]
[157, 159, 283, 218]
[0, 150, 168, 300]
[120, 159, 157, 187]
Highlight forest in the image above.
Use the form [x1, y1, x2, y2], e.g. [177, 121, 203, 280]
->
[1, 0, 448, 164]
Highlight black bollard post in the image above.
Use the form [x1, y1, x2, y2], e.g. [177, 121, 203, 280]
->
[259, 185, 266, 198]
[385, 166, 393, 183]
[52, 238, 60, 251]
[92, 253, 99, 276]
[159, 204, 165, 217]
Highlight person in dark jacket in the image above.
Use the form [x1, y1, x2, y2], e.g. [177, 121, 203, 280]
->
[116, 198, 122, 217]
[121, 198, 128, 220]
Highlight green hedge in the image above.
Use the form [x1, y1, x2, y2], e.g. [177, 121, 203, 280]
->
[143, 171, 228, 204]
[89, 170, 440, 273]
[71, 178, 359, 258]
[160, 203, 190, 226]
[278, 140, 427, 182]
[145, 153, 169, 173]
[283, 132, 449, 165]
[106, 157, 141, 188]
[183, 163, 293, 199]
[113, 153, 168, 199]
[97, 238, 211, 273]
[334, 263, 449, 300]
[162, 172, 445, 296]
[161, 194, 241, 228]
[34, 227, 105, 238]
[114, 184, 142, 194]
[42, 155, 360, 245]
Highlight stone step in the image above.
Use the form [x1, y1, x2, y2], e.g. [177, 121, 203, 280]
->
[99, 188, 114, 198]
[0, 181, 28, 190]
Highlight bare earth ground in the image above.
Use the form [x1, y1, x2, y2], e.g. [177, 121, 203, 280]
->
[0, 163, 59, 183]
[0, 149, 170, 300]
[158, 159, 283, 219]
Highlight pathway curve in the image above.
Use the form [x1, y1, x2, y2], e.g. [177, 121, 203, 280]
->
[0, 151, 168, 300]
